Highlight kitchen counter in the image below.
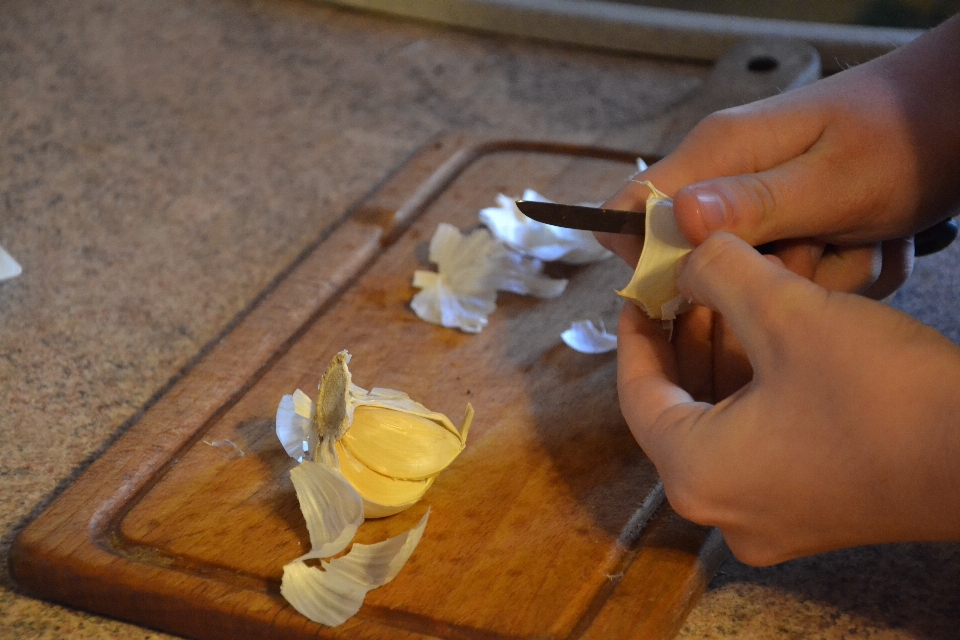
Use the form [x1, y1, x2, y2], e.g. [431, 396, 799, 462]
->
[1, 1, 958, 638]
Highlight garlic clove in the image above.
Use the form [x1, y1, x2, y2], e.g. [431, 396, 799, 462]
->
[334, 440, 434, 517]
[617, 182, 694, 321]
[341, 406, 466, 481]
[278, 352, 473, 517]
[289, 461, 364, 562]
[280, 510, 429, 627]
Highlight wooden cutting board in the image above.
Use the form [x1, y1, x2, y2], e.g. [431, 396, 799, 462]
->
[12, 39, 821, 640]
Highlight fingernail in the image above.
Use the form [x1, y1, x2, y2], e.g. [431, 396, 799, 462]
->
[693, 190, 727, 231]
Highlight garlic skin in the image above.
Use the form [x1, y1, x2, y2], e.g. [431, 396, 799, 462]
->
[561, 319, 617, 354]
[479, 190, 613, 264]
[0, 246, 21, 281]
[276, 389, 316, 460]
[278, 350, 472, 518]
[280, 460, 430, 626]
[411, 222, 566, 333]
[617, 182, 694, 321]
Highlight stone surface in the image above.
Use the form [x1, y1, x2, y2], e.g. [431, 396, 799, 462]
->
[1, 1, 958, 639]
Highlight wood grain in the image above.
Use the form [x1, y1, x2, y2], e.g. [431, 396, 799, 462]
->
[10, 136, 693, 640]
[12, 38, 822, 640]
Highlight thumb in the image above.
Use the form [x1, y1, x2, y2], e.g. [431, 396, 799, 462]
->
[677, 232, 823, 363]
[670, 152, 869, 247]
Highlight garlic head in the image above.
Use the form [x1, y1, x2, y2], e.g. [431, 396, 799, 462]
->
[279, 350, 472, 518]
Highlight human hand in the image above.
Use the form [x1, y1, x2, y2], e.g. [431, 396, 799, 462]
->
[600, 14, 960, 299]
[619, 233, 960, 565]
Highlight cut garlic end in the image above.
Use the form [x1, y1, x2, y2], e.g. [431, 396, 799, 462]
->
[617, 182, 694, 321]
[316, 351, 352, 439]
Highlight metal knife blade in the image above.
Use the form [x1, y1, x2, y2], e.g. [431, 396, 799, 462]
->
[516, 200, 645, 235]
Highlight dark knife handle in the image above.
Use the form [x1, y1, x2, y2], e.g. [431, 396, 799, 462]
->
[914, 218, 958, 257]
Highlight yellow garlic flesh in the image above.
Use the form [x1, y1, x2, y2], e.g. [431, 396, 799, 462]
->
[334, 440, 434, 518]
[342, 406, 467, 481]
[617, 182, 694, 320]
[311, 350, 473, 518]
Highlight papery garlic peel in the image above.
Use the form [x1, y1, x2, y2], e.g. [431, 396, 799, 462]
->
[617, 182, 694, 320]
[281, 350, 472, 518]
[280, 460, 430, 626]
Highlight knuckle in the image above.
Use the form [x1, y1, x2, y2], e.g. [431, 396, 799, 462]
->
[686, 232, 743, 278]
[663, 478, 712, 526]
[693, 108, 750, 142]
[724, 537, 786, 567]
[737, 174, 782, 222]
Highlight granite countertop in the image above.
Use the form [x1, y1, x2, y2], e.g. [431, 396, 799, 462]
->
[2, 1, 958, 638]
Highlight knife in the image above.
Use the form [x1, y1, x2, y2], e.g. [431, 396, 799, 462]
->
[515, 200, 644, 235]
[516, 199, 959, 257]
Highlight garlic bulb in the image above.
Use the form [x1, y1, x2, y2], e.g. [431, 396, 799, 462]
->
[277, 350, 472, 518]
[617, 182, 694, 321]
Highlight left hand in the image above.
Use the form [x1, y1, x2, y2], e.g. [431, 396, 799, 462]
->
[618, 233, 960, 564]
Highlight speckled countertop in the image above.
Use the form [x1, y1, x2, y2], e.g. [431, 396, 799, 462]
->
[2, 2, 958, 638]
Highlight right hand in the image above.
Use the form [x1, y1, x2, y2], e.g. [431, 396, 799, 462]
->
[600, 13, 960, 300]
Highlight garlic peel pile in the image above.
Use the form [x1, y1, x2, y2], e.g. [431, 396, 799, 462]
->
[280, 459, 430, 626]
[0, 246, 21, 281]
[479, 190, 613, 264]
[617, 182, 694, 321]
[411, 223, 565, 333]
[561, 319, 617, 354]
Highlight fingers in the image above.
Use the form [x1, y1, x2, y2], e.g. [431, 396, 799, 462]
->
[711, 314, 753, 401]
[861, 238, 914, 300]
[616, 303, 700, 452]
[676, 232, 819, 366]
[593, 230, 642, 267]
[673, 305, 715, 402]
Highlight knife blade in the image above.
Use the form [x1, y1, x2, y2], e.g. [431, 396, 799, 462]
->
[515, 200, 645, 235]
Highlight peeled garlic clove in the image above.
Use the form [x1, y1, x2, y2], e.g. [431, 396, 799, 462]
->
[617, 182, 694, 320]
[341, 406, 466, 481]
[289, 461, 364, 562]
[280, 510, 429, 627]
[335, 440, 434, 517]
